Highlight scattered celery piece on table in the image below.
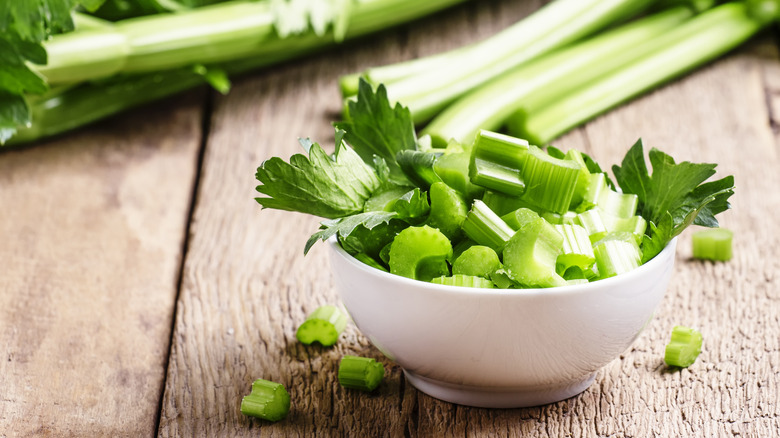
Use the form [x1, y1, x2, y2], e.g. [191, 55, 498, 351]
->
[240, 379, 291, 422]
[664, 326, 703, 368]
[296, 305, 348, 347]
[692, 227, 733, 261]
[338, 356, 385, 391]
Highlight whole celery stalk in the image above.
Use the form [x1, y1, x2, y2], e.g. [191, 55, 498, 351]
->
[421, 6, 695, 146]
[511, 2, 766, 144]
[343, 0, 658, 123]
[10, 0, 469, 145]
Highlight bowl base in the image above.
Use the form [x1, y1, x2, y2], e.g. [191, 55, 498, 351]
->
[403, 371, 597, 408]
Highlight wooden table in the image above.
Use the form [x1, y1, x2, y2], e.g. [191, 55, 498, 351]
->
[2, 1, 779, 436]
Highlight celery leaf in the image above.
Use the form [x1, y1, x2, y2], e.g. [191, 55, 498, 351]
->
[271, 0, 352, 41]
[255, 131, 381, 219]
[305, 211, 397, 255]
[613, 139, 735, 262]
[334, 78, 417, 179]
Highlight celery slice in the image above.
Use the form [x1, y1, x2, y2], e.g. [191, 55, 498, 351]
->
[353, 253, 389, 272]
[519, 146, 581, 214]
[451, 246, 501, 279]
[692, 227, 733, 261]
[502, 216, 566, 288]
[432, 274, 495, 288]
[576, 209, 609, 243]
[598, 189, 639, 219]
[240, 379, 291, 422]
[388, 225, 453, 281]
[295, 305, 348, 347]
[482, 190, 539, 217]
[592, 232, 641, 279]
[555, 223, 596, 272]
[338, 356, 385, 392]
[664, 325, 703, 368]
[462, 200, 516, 253]
[427, 181, 468, 240]
[468, 130, 530, 195]
[501, 207, 541, 231]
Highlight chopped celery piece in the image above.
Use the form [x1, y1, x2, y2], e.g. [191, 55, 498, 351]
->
[452, 245, 501, 278]
[296, 305, 348, 347]
[577, 173, 609, 213]
[240, 379, 291, 422]
[565, 278, 589, 286]
[598, 189, 639, 218]
[502, 207, 541, 231]
[565, 149, 593, 209]
[576, 209, 609, 242]
[338, 355, 385, 392]
[482, 190, 539, 216]
[692, 228, 733, 261]
[542, 210, 579, 225]
[502, 216, 566, 288]
[388, 225, 453, 281]
[593, 232, 641, 279]
[462, 200, 516, 253]
[519, 146, 581, 214]
[353, 253, 389, 272]
[555, 223, 596, 272]
[427, 181, 468, 240]
[469, 130, 529, 195]
[451, 239, 477, 264]
[432, 274, 495, 288]
[664, 325, 703, 368]
[433, 140, 485, 200]
[490, 269, 518, 289]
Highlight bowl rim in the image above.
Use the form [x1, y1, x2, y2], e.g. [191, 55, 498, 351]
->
[328, 236, 677, 298]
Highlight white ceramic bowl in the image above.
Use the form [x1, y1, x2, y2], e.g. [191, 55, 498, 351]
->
[329, 237, 677, 408]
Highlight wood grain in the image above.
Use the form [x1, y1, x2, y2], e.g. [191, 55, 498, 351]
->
[0, 94, 203, 437]
[149, 1, 778, 436]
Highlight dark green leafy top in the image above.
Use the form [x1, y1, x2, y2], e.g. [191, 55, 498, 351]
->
[255, 130, 381, 219]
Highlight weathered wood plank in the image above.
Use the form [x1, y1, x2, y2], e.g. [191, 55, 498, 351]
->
[158, 1, 780, 436]
[0, 94, 203, 436]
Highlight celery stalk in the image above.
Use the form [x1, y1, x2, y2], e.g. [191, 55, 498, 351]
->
[370, 0, 656, 123]
[422, 7, 693, 145]
[513, 2, 764, 144]
[36, 0, 471, 85]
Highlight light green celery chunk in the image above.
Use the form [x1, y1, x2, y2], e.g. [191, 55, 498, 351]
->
[554, 223, 596, 271]
[433, 141, 484, 200]
[664, 325, 703, 368]
[490, 269, 518, 289]
[451, 239, 477, 263]
[576, 209, 609, 242]
[388, 225, 453, 281]
[469, 130, 530, 195]
[598, 189, 639, 218]
[519, 146, 581, 214]
[502, 207, 541, 231]
[427, 181, 468, 240]
[692, 228, 733, 261]
[502, 216, 566, 288]
[482, 190, 539, 216]
[462, 200, 516, 253]
[542, 210, 578, 225]
[432, 274, 495, 288]
[565, 278, 589, 286]
[577, 172, 608, 212]
[338, 356, 385, 391]
[452, 245, 501, 278]
[565, 149, 593, 209]
[593, 232, 641, 279]
[295, 305, 348, 347]
[241, 379, 291, 422]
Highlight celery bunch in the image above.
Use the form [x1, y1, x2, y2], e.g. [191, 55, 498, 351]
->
[1, 0, 470, 145]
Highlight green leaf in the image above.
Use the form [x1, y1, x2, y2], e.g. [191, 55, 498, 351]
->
[613, 139, 735, 262]
[305, 211, 397, 254]
[256, 133, 381, 219]
[334, 78, 417, 179]
[0, 91, 30, 144]
[396, 150, 441, 189]
[390, 188, 430, 222]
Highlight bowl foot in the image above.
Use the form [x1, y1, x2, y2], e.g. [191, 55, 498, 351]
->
[403, 370, 597, 408]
